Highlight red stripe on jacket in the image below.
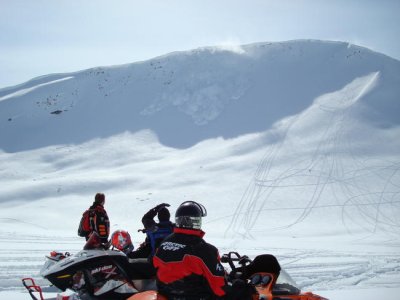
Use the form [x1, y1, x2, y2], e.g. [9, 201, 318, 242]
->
[153, 253, 226, 297]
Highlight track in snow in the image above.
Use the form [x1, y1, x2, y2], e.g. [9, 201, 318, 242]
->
[1, 232, 399, 293]
[0, 232, 82, 292]
[275, 248, 400, 291]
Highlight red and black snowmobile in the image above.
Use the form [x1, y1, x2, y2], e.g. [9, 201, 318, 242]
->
[127, 252, 328, 300]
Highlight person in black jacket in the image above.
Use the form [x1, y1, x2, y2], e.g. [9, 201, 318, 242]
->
[153, 201, 228, 299]
[128, 203, 174, 259]
[86, 193, 110, 243]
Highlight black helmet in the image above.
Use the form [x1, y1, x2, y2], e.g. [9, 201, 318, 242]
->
[175, 201, 207, 230]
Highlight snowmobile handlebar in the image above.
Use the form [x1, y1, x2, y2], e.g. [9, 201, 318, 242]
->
[221, 252, 252, 279]
[221, 252, 251, 265]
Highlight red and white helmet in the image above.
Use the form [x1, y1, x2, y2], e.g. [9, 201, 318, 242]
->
[111, 230, 133, 252]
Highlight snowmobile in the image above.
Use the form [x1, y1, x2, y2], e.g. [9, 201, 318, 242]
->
[22, 232, 156, 300]
[127, 252, 328, 300]
[23, 231, 328, 300]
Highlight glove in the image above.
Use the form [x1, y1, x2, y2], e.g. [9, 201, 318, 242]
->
[103, 240, 111, 250]
[154, 203, 170, 211]
[228, 279, 257, 300]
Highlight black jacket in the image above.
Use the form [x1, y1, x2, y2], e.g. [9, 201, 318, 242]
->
[88, 203, 110, 243]
[153, 227, 227, 299]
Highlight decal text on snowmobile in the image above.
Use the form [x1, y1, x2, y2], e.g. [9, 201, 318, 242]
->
[90, 264, 114, 275]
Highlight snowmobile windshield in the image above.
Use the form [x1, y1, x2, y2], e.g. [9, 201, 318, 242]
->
[273, 269, 301, 295]
[39, 259, 57, 277]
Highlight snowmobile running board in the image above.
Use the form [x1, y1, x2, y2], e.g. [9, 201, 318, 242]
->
[22, 278, 65, 300]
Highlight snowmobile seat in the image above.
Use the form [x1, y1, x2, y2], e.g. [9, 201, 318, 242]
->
[128, 258, 156, 279]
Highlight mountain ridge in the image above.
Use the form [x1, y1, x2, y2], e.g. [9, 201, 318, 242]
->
[0, 39, 399, 153]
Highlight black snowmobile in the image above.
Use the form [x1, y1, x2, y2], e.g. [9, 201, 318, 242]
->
[23, 232, 156, 300]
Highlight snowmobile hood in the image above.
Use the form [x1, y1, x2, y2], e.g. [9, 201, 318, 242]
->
[40, 249, 126, 277]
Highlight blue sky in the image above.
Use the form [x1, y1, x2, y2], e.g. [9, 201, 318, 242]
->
[0, 0, 399, 89]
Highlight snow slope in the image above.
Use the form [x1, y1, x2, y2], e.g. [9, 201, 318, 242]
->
[1, 40, 399, 152]
[0, 40, 399, 299]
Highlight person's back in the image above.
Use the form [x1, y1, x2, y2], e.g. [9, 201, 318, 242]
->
[128, 203, 173, 259]
[79, 193, 110, 243]
[153, 201, 227, 300]
[148, 223, 173, 253]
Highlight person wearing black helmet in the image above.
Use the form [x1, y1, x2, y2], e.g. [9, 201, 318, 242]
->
[153, 201, 228, 299]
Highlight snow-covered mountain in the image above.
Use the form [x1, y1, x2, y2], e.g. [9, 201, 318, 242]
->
[1, 40, 399, 152]
[0, 40, 399, 298]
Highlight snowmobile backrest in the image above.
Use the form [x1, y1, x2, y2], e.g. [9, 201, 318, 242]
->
[127, 258, 156, 279]
[245, 254, 281, 278]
